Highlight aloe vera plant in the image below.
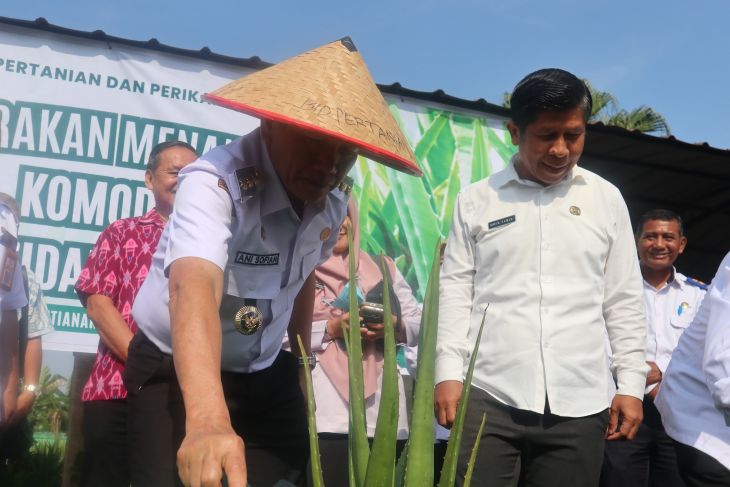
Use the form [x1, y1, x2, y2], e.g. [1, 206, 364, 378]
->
[298, 235, 490, 486]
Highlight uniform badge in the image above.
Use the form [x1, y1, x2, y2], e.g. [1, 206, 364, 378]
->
[569, 206, 581, 216]
[677, 302, 690, 316]
[338, 176, 354, 195]
[320, 227, 332, 241]
[235, 167, 263, 201]
[234, 305, 263, 335]
[217, 178, 230, 195]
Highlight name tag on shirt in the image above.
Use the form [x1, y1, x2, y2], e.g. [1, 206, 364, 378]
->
[235, 251, 280, 266]
[488, 215, 516, 230]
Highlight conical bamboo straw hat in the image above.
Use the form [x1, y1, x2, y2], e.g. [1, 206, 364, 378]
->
[203, 37, 421, 176]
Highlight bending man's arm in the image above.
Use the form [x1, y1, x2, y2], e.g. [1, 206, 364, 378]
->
[170, 257, 246, 487]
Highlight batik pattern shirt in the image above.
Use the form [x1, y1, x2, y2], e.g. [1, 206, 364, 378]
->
[76, 209, 165, 401]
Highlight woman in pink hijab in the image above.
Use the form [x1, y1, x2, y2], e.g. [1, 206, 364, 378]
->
[309, 198, 421, 486]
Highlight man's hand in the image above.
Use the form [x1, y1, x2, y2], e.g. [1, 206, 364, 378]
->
[606, 394, 643, 441]
[177, 421, 247, 487]
[645, 361, 662, 386]
[6, 390, 35, 425]
[434, 380, 463, 428]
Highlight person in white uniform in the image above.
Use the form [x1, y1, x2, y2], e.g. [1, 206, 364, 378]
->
[0, 193, 27, 428]
[434, 69, 649, 487]
[127, 38, 421, 487]
[655, 251, 730, 486]
[602, 209, 706, 487]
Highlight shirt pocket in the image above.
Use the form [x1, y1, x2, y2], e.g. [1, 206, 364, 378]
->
[669, 312, 693, 330]
[225, 266, 281, 300]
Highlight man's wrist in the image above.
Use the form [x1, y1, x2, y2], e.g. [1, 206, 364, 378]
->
[297, 353, 317, 369]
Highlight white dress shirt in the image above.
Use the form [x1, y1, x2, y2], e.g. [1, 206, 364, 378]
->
[436, 158, 648, 417]
[643, 269, 706, 386]
[133, 128, 348, 372]
[655, 251, 730, 470]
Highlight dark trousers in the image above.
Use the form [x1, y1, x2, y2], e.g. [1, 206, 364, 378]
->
[81, 399, 130, 487]
[456, 386, 609, 487]
[124, 332, 309, 487]
[313, 433, 407, 487]
[673, 440, 730, 487]
[601, 399, 684, 487]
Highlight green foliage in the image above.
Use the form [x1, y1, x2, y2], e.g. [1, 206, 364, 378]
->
[0, 438, 64, 487]
[363, 258, 399, 487]
[344, 223, 370, 486]
[297, 335, 323, 487]
[352, 104, 514, 299]
[462, 414, 487, 487]
[403, 240, 442, 487]
[437, 307, 489, 487]
[28, 367, 69, 434]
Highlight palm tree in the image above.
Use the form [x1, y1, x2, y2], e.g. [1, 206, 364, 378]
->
[28, 367, 69, 434]
[502, 79, 671, 136]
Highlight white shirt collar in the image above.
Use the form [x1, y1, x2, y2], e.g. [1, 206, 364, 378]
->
[492, 154, 588, 189]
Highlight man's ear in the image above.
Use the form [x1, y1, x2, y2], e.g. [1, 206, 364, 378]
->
[507, 120, 521, 146]
[678, 236, 688, 255]
[144, 169, 153, 190]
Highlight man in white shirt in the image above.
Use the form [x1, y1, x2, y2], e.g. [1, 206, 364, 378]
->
[602, 209, 706, 487]
[0, 194, 28, 428]
[434, 68, 648, 487]
[655, 251, 730, 486]
[127, 38, 420, 487]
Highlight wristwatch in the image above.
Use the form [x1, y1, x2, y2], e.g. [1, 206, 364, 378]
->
[23, 383, 39, 397]
[297, 353, 317, 369]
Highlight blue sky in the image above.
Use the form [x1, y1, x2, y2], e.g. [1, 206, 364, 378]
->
[3, 1, 729, 148]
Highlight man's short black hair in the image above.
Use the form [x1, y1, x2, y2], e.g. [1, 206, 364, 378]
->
[636, 209, 685, 237]
[510, 68, 593, 132]
[146, 140, 197, 172]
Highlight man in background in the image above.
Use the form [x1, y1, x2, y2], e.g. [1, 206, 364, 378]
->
[0, 193, 27, 431]
[74, 141, 197, 486]
[602, 209, 706, 487]
[0, 194, 54, 465]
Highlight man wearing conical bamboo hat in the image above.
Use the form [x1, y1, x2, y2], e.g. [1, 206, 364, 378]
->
[127, 38, 419, 487]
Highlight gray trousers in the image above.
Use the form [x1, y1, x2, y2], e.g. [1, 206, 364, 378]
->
[457, 386, 609, 487]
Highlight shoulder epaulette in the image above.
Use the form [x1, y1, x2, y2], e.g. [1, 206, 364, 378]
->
[685, 277, 708, 290]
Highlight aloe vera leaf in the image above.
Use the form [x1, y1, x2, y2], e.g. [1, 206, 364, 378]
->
[363, 257, 399, 487]
[296, 334, 324, 487]
[394, 439, 409, 487]
[437, 305, 489, 487]
[404, 240, 442, 486]
[346, 224, 369, 487]
[462, 413, 487, 487]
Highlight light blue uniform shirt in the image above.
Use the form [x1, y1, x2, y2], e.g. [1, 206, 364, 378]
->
[132, 128, 348, 372]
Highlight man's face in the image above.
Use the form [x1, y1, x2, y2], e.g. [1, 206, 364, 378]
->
[507, 107, 586, 186]
[637, 219, 687, 273]
[145, 146, 198, 219]
[263, 121, 358, 204]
